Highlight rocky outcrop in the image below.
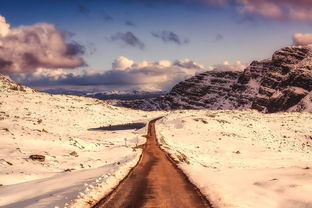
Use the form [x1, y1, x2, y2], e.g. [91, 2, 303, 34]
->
[252, 47, 312, 112]
[289, 91, 312, 112]
[29, 154, 45, 162]
[119, 46, 312, 113]
[120, 71, 241, 110]
[0, 75, 36, 93]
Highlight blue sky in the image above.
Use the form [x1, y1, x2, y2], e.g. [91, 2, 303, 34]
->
[1, 0, 312, 91]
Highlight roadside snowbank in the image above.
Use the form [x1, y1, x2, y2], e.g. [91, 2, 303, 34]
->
[157, 110, 312, 208]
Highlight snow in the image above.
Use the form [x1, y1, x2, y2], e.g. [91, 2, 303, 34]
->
[0, 77, 162, 208]
[2, 74, 312, 208]
[156, 110, 312, 208]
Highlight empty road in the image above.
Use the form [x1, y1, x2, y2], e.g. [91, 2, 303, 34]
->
[93, 118, 211, 208]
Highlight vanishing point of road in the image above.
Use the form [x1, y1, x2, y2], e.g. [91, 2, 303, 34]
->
[93, 118, 211, 208]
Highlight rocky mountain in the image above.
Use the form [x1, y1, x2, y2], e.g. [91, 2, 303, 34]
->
[252, 46, 312, 112]
[119, 46, 312, 113]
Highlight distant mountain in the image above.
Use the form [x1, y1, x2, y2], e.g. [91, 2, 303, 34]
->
[119, 46, 312, 113]
[43, 88, 88, 96]
[43, 88, 166, 101]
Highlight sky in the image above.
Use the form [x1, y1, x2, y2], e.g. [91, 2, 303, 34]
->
[0, 0, 312, 92]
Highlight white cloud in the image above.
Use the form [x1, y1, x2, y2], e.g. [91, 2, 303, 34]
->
[0, 15, 85, 74]
[112, 56, 134, 70]
[32, 68, 69, 80]
[212, 60, 247, 71]
[293, 33, 312, 46]
[0, 16, 10, 37]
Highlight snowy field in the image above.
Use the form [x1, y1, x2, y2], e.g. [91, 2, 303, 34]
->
[2, 74, 312, 208]
[157, 110, 312, 208]
[0, 76, 162, 208]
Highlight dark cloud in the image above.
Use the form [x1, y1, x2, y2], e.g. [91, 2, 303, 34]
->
[65, 41, 86, 56]
[62, 30, 76, 39]
[0, 58, 12, 69]
[0, 16, 85, 74]
[125, 21, 137, 27]
[151, 30, 189, 45]
[77, 4, 91, 15]
[236, 14, 258, 24]
[100, 12, 114, 23]
[84, 41, 97, 55]
[110, 32, 145, 49]
[215, 34, 223, 41]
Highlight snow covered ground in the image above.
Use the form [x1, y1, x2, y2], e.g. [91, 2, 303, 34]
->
[156, 110, 312, 208]
[2, 74, 312, 208]
[0, 75, 162, 208]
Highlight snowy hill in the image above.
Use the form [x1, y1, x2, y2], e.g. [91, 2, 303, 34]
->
[156, 110, 312, 208]
[0, 74, 36, 93]
[0, 75, 162, 208]
[1, 74, 311, 208]
[119, 46, 312, 113]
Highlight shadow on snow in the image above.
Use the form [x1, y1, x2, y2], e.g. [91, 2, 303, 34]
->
[88, 122, 146, 131]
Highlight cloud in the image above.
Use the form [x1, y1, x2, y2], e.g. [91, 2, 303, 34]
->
[293, 33, 312, 46]
[151, 30, 189, 45]
[212, 60, 247, 71]
[237, 0, 285, 21]
[127, 0, 228, 6]
[0, 16, 85, 74]
[0, 16, 10, 37]
[215, 34, 223, 41]
[173, 59, 205, 69]
[125, 20, 137, 27]
[233, 0, 312, 21]
[110, 32, 145, 50]
[100, 12, 114, 23]
[112, 56, 134, 70]
[130, 0, 312, 22]
[12, 57, 211, 91]
[77, 4, 91, 15]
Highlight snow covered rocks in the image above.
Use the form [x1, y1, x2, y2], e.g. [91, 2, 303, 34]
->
[120, 46, 312, 113]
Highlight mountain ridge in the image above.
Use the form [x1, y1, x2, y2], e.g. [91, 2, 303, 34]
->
[118, 46, 312, 113]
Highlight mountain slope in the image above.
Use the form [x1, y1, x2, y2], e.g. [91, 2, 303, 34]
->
[119, 46, 312, 113]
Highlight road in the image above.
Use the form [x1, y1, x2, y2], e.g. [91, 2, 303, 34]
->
[93, 118, 211, 208]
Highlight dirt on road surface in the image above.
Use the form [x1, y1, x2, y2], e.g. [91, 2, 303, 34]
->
[93, 118, 211, 208]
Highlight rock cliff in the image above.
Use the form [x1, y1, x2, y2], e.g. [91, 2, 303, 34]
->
[119, 46, 312, 113]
